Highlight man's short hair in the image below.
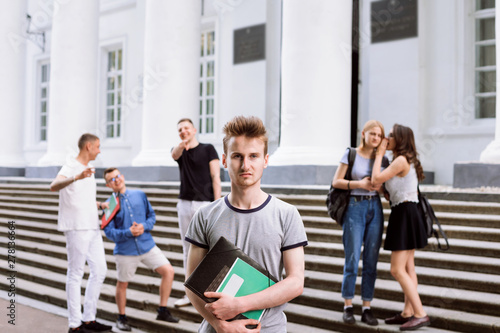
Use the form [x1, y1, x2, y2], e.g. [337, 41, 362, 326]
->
[78, 133, 99, 150]
[103, 167, 118, 181]
[222, 116, 268, 155]
[177, 118, 194, 125]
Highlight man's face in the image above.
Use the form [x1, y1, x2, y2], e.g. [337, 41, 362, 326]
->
[88, 139, 101, 161]
[105, 169, 125, 193]
[177, 121, 196, 142]
[222, 136, 268, 189]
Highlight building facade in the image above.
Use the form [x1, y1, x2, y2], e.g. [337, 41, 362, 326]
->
[0, 0, 499, 186]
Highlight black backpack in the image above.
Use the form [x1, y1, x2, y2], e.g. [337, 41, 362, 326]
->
[326, 148, 356, 225]
[417, 186, 450, 251]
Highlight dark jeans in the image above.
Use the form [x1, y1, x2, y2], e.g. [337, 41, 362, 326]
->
[341, 195, 384, 301]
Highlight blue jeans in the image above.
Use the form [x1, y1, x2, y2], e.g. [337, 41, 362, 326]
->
[341, 195, 384, 301]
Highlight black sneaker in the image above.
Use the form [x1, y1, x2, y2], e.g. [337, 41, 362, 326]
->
[68, 324, 90, 333]
[361, 309, 379, 326]
[156, 308, 180, 323]
[82, 320, 112, 332]
[342, 307, 356, 324]
[116, 316, 132, 331]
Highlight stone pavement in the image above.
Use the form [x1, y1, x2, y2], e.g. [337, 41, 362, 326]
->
[0, 292, 147, 333]
[0, 294, 68, 333]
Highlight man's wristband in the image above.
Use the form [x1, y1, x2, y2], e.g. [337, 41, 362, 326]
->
[72, 176, 76, 183]
[347, 181, 350, 190]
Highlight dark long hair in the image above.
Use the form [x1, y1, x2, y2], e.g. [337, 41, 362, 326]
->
[392, 124, 425, 181]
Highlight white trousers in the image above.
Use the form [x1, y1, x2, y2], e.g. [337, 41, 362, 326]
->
[176, 199, 210, 275]
[64, 229, 107, 328]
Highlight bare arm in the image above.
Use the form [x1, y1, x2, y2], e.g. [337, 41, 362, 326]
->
[371, 142, 409, 185]
[372, 155, 409, 185]
[204, 246, 305, 322]
[209, 159, 221, 200]
[331, 163, 348, 188]
[50, 175, 75, 192]
[171, 141, 188, 160]
[185, 246, 216, 326]
[49, 167, 95, 192]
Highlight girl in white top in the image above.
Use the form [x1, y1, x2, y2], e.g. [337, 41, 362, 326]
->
[371, 124, 430, 331]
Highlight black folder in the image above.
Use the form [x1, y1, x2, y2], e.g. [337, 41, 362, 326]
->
[184, 236, 278, 321]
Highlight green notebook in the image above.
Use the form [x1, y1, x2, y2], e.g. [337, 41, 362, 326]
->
[217, 257, 276, 321]
[184, 236, 278, 323]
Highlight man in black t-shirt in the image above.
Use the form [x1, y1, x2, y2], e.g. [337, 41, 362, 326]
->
[171, 118, 221, 307]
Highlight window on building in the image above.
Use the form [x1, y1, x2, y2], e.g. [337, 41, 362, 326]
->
[38, 62, 50, 141]
[475, 0, 496, 118]
[105, 48, 123, 138]
[199, 30, 216, 134]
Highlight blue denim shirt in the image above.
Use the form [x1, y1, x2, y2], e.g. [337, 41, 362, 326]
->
[104, 189, 156, 256]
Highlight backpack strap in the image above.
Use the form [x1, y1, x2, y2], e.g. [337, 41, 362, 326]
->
[345, 147, 356, 181]
[433, 213, 450, 251]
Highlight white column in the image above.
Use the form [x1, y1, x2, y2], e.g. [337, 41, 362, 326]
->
[0, 0, 27, 166]
[270, 0, 352, 165]
[480, 4, 500, 163]
[132, 0, 201, 166]
[38, 0, 100, 166]
[265, 0, 282, 153]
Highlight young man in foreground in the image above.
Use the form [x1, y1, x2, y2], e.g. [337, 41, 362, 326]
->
[185, 116, 308, 332]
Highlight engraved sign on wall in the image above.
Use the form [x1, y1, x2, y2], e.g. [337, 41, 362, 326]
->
[371, 0, 418, 43]
[234, 24, 266, 64]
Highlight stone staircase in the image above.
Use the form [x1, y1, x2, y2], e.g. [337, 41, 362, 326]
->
[0, 178, 499, 333]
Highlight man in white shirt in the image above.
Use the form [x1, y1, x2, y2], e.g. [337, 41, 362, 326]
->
[50, 133, 111, 333]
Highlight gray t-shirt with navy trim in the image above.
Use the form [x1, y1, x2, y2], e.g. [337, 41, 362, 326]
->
[185, 195, 308, 333]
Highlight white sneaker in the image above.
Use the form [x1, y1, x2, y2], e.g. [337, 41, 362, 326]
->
[174, 295, 191, 308]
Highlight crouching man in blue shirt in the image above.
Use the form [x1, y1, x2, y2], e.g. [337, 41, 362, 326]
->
[103, 168, 179, 331]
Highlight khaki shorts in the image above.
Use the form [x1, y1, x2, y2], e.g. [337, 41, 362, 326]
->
[115, 246, 170, 282]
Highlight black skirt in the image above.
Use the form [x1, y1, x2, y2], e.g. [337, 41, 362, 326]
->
[384, 202, 428, 251]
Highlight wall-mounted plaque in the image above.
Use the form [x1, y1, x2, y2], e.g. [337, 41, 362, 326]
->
[234, 24, 266, 64]
[371, 0, 418, 43]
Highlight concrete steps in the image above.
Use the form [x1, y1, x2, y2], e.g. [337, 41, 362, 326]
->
[1, 178, 500, 332]
[0, 276, 200, 333]
[6, 208, 499, 259]
[4, 234, 499, 316]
